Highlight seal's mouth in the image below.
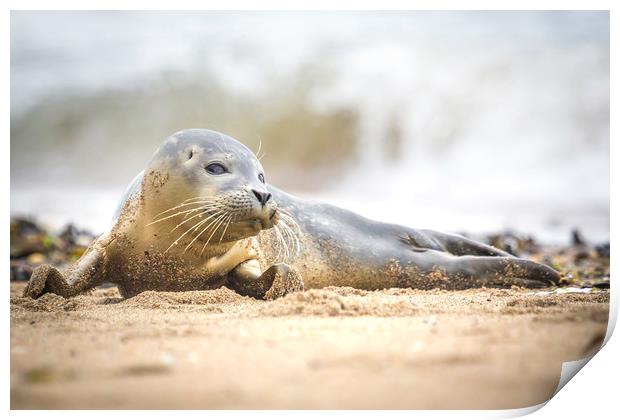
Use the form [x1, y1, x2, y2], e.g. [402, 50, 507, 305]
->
[232, 206, 278, 232]
[258, 208, 278, 229]
[254, 208, 279, 230]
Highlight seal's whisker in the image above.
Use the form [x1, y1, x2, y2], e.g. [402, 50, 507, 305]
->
[182, 195, 211, 204]
[216, 132, 231, 154]
[179, 218, 217, 254]
[277, 213, 302, 255]
[150, 203, 203, 221]
[273, 225, 284, 262]
[149, 202, 221, 224]
[283, 228, 291, 260]
[183, 211, 227, 254]
[149, 204, 220, 226]
[255, 136, 263, 158]
[279, 212, 302, 235]
[151, 200, 211, 219]
[278, 212, 299, 230]
[195, 213, 228, 254]
[181, 208, 205, 220]
[147, 206, 209, 226]
[200, 213, 229, 256]
[287, 221, 302, 255]
[278, 219, 300, 257]
[165, 212, 219, 254]
[181, 215, 224, 255]
[171, 211, 206, 232]
[180, 203, 223, 221]
[279, 220, 299, 257]
[273, 224, 290, 261]
[167, 213, 221, 253]
[276, 220, 292, 250]
[218, 214, 234, 243]
[171, 206, 224, 232]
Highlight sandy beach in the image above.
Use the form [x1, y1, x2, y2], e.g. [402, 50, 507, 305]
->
[10, 282, 609, 409]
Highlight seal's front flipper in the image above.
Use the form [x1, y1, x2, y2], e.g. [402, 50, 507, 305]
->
[23, 246, 107, 299]
[263, 264, 304, 300]
[228, 262, 304, 300]
[418, 229, 512, 257]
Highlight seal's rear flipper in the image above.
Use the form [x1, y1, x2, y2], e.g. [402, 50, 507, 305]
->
[445, 255, 561, 288]
[23, 246, 107, 299]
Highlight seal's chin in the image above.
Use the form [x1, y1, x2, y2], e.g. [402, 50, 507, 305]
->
[249, 209, 277, 230]
[248, 208, 279, 230]
[261, 208, 279, 229]
[231, 209, 278, 238]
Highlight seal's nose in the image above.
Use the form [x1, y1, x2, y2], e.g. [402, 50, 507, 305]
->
[252, 189, 272, 206]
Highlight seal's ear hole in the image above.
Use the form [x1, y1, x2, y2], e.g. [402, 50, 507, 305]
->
[187, 150, 194, 160]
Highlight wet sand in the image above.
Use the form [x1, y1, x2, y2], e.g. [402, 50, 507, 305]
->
[10, 282, 609, 409]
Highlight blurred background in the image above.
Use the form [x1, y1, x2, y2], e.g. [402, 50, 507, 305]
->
[10, 11, 609, 244]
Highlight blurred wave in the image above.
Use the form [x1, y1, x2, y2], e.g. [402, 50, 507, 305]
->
[10, 11, 609, 242]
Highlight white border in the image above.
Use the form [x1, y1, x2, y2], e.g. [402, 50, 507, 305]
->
[3, 1, 616, 418]
[1, 1, 616, 11]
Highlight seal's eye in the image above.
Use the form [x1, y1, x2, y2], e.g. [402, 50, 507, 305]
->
[258, 173, 265, 183]
[205, 163, 227, 175]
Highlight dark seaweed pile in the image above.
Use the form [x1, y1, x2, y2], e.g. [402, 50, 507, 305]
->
[10, 218, 96, 281]
[9, 217, 609, 289]
[483, 230, 609, 289]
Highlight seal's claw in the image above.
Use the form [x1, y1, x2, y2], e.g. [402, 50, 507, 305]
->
[263, 263, 304, 300]
[519, 278, 556, 288]
[23, 264, 52, 299]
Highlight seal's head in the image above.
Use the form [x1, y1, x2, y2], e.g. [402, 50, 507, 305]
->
[143, 129, 278, 243]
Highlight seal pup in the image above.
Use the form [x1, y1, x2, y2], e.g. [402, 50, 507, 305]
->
[24, 129, 560, 300]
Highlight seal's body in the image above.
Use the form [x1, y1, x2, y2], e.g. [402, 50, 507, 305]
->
[255, 188, 559, 291]
[24, 129, 559, 300]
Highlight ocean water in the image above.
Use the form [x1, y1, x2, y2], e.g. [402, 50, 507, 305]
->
[10, 11, 610, 243]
